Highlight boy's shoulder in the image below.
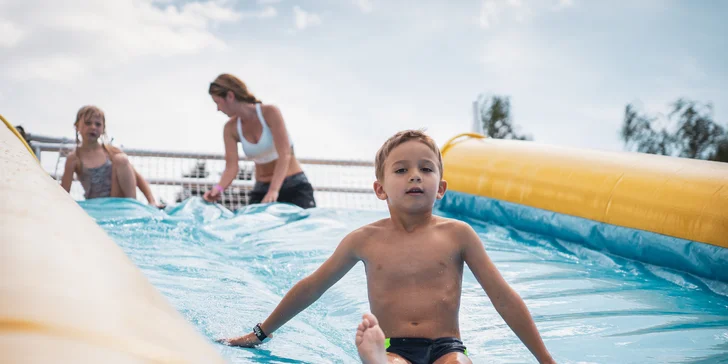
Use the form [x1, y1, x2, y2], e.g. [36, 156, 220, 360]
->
[348, 216, 473, 237]
[347, 218, 390, 240]
[432, 215, 474, 232]
[343, 217, 474, 237]
[337, 219, 389, 253]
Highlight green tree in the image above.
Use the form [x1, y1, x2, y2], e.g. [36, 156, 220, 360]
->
[620, 99, 727, 162]
[478, 94, 532, 140]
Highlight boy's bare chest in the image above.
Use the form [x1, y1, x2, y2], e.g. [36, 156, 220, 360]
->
[361, 235, 462, 278]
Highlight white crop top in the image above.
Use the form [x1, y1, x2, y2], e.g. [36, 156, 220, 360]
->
[237, 103, 293, 164]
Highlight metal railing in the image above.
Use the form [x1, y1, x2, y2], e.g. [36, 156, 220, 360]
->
[29, 135, 382, 210]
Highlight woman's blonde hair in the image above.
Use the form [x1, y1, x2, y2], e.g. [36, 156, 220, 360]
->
[208, 73, 260, 104]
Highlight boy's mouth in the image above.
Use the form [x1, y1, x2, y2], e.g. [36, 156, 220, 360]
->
[406, 187, 424, 195]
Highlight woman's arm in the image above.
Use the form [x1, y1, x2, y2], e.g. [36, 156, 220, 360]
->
[204, 121, 239, 202]
[260, 105, 292, 202]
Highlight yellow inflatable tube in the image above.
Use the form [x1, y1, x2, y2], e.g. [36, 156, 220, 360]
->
[0, 124, 225, 361]
[0, 114, 37, 161]
[441, 133, 728, 248]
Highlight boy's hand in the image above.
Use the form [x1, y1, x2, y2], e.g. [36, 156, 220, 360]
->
[216, 332, 265, 347]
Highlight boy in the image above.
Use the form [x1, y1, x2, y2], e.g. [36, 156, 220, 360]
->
[220, 130, 556, 364]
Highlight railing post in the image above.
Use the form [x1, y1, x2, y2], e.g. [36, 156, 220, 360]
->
[471, 100, 483, 135]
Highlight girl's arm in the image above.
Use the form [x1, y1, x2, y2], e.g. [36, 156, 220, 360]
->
[133, 167, 161, 207]
[60, 152, 77, 192]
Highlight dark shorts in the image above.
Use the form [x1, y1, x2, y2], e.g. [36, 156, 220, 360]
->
[385, 337, 468, 364]
[249, 172, 316, 209]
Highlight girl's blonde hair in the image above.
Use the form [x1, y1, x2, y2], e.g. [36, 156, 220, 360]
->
[208, 74, 261, 104]
[74, 105, 122, 169]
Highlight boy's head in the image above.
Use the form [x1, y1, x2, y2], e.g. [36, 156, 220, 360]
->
[373, 129, 447, 212]
[375, 129, 443, 181]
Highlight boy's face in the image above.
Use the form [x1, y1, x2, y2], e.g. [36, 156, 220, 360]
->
[373, 140, 447, 213]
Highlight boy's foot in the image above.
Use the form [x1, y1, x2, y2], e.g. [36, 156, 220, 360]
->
[355, 313, 387, 364]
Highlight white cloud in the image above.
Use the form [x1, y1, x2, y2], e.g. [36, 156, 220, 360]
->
[293, 6, 321, 30]
[257, 0, 281, 4]
[0, 0, 242, 81]
[354, 0, 373, 13]
[557, 0, 574, 9]
[479, 0, 499, 29]
[8, 55, 87, 82]
[0, 20, 23, 47]
[248, 6, 277, 18]
[181, 1, 243, 23]
[479, 0, 572, 29]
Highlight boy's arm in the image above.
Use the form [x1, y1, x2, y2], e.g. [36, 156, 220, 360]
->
[220, 230, 363, 347]
[460, 223, 556, 364]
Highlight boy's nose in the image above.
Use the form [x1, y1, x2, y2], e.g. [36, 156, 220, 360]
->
[409, 175, 421, 182]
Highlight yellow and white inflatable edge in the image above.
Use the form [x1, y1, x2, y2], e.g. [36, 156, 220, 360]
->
[1, 117, 226, 363]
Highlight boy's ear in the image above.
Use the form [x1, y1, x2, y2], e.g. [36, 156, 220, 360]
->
[373, 180, 388, 201]
[436, 179, 447, 200]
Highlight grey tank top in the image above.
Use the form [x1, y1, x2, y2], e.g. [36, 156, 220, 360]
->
[80, 158, 113, 199]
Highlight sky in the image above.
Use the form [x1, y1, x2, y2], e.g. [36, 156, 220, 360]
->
[1, 0, 726, 160]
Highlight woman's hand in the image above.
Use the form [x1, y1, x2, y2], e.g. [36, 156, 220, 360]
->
[149, 200, 167, 209]
[261, 189, 279, 203]
[203, 185, 223, 202]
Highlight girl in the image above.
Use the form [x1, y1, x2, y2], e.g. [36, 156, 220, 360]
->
[203, 74, 316, 209]
[61, 105, 163, 208]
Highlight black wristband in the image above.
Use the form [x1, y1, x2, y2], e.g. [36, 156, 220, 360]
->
[253, 323, 269, 343]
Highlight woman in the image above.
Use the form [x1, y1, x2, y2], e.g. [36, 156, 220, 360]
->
[203, 74, 316, 209]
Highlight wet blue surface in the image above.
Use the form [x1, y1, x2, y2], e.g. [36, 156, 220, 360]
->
[80, 197, 728, 363]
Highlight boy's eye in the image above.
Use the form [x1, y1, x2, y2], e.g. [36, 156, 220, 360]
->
[421, 167, 433, 172]
[394, 168, 406, 173]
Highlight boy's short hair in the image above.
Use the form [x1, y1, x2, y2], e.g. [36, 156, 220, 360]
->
[375, 129, 443, 181]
